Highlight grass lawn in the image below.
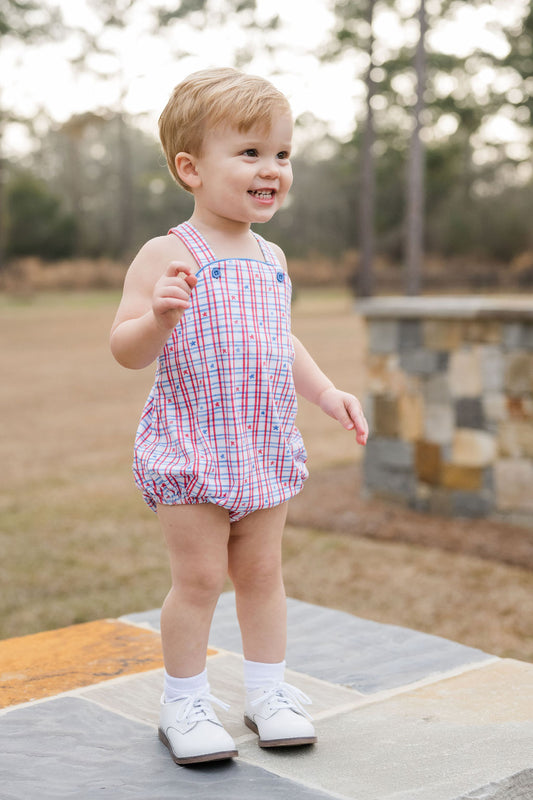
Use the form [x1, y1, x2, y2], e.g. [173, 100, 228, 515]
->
[1, 288, 532, 662]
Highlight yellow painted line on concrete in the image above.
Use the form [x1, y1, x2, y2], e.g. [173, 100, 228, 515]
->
[0, 619, 217, 708]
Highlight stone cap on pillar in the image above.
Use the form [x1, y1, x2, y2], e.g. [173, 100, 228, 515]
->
[355, 295, 533, 321]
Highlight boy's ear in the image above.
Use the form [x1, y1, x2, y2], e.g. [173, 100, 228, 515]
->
[175, 152, 201, 189]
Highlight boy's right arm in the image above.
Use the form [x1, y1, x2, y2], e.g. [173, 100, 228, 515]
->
[110, 236, 197, 370]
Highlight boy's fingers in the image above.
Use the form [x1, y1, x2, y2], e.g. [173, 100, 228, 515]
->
[166, 264, 198, 290]
[166, 261, 194, 277]
[346, 400, 369, 442]
[340, 405, 355, 430]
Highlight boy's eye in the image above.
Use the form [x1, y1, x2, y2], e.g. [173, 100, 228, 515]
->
[242, 148, 258, 157]
[277, 151, 290, 160]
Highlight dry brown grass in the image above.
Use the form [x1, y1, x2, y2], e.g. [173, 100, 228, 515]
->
[1, 289, 532, 662]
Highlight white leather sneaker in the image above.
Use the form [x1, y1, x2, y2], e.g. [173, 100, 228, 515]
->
[244, 682, 317, 747]
[159, 690, 238, 765]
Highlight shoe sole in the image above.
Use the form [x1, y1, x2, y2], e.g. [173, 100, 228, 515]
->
[244, 715, 317, 748]
[158, 728, 238, 765]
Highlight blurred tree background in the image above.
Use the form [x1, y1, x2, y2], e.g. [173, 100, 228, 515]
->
[1, 0, 532, 293]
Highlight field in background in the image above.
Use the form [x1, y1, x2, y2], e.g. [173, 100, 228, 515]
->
[1, 289, 532, 661]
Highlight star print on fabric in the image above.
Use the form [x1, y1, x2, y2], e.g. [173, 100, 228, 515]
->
[133, 221, 308, 523]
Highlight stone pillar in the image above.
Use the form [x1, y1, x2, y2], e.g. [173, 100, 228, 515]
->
[356, 296, 533, 523]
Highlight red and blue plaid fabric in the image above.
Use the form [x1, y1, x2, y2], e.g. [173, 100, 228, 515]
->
[133, 222, 308, 521]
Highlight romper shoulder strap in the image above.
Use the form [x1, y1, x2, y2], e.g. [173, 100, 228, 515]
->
[168, 222, 216, 269]
[252, 232, 281, 266]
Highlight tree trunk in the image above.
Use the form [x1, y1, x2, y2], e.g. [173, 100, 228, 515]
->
[0, 152, 5, 272]
[0, 112, 6, 271]
[117, 112, 133, 258]
[405, 0, 427, 296]
[357, 0, 376, 298]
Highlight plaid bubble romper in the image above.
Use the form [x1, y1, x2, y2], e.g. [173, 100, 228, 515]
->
[133, 222, 308, 522]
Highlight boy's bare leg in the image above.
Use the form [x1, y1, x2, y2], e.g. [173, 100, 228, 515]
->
[229, 503, 316, 747]
[157, 503, 231, 678]
[228, 503, 288, 663]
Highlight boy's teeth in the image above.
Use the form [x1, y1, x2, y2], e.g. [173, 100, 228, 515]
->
[250, 190, 273, 198]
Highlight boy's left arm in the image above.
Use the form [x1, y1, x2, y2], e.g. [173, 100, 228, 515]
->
[292, 335, 369, 446]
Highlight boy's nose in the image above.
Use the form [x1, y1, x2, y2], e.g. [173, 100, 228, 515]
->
[258, 158, 280, 178]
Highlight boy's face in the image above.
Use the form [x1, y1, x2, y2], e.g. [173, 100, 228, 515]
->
[190, 113, 293, 226]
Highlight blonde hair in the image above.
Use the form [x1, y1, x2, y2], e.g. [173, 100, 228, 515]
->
[159, 67, 292, 191]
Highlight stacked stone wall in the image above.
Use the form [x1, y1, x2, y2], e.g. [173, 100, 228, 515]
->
[357, 298, 533, 522]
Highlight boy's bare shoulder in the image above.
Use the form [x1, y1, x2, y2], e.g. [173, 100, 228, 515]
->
[123, 234, 197, 289]
[136, 234, 197, 271]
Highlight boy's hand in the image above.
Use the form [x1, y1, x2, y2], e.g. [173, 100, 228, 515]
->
[152, 262, 198, 330]
[318, 387, 369, 446]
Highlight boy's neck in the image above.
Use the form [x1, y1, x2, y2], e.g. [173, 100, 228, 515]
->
[188, 212, 263, 261]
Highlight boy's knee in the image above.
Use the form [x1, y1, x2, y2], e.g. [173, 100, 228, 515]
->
[178, 564, 226, 602]
[232, 557, 282, 594]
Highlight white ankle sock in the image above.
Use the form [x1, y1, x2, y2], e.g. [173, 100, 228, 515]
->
[163, 668, 208, 703]
[243, 659, 286, 692]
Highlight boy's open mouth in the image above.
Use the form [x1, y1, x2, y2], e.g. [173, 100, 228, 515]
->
[248, 189, 275, 199]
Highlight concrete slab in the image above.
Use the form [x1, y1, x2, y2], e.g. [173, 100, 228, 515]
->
[80, 667, 165, 727]
[237, 660, 533, 800]
[2, 598, 532, 800]
[454, 769, 533, 799]
[0, 697, 338, 800]
[80, 651, 364, 742]
[0, 619, 167, 707]
[394, 658, 533, 725]
[124, 593, 493, 693]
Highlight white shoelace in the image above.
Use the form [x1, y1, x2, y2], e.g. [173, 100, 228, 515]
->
[250, 682, 313, 720]
[173, 690, 230, 725]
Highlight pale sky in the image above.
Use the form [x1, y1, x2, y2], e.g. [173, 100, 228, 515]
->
[3, 0, 529, 156]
